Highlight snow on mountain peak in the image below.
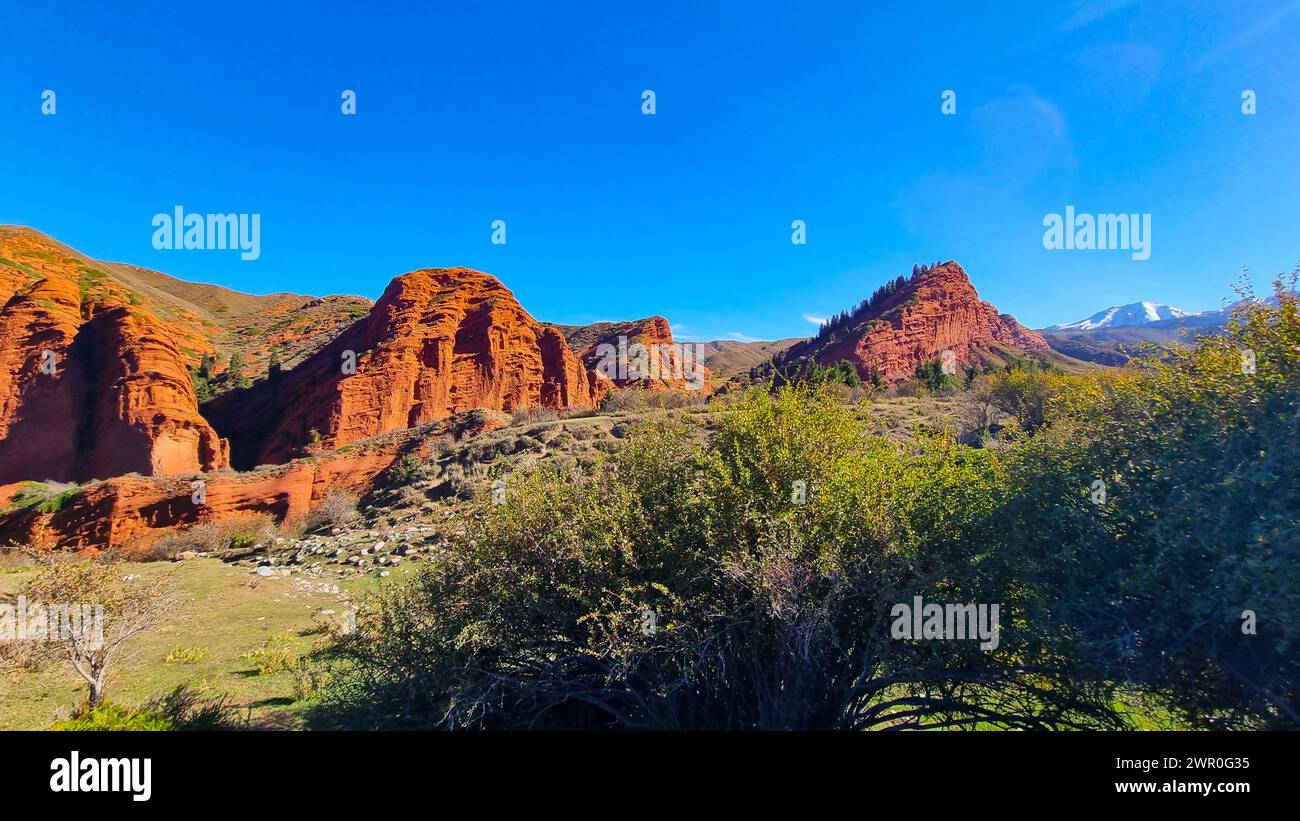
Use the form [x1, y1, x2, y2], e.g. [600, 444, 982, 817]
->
[1050, 301, 1199, 330]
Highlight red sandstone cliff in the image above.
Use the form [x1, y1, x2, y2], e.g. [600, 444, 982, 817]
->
[552, 316, 712, 393]
[204, 267, 601, 468]
[0, 232, 229, 484]
[779, 262, 1049, 382]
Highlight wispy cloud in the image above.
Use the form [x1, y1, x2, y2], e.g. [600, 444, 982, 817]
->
[1195, 1, 1300, 66]
[726, 331, 757, 343]
[802, 313, 826, 326]
[1059, 0, 1137, 32]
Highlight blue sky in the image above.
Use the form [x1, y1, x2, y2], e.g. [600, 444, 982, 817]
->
[2, 0, 1298, 338]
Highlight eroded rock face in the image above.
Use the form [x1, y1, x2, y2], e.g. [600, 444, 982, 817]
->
[0, 450, 395, 553]
[556, 316, 712, 393]
[205, 268, 600, 468]
[0, 240, 229, 484]
[0, 408, 514, 553]
[781, 262, 1049, 382]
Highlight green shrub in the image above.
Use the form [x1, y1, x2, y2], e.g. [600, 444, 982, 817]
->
[316, 386, 1118, 730]
[386, 453, 426, 484]
[991, 278, 1300, 728]
[51, 703, 173, 731]
[242, 633, 300, 676]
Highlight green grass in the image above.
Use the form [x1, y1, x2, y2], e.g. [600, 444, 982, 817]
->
[0, 256, 39, 278]
[16, 250, 58, 261]
[1, 482, 81, 515]
[0, 559, 397, 730]
[76, 266, 108, 300]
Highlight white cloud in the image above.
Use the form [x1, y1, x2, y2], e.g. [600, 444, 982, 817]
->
[726, 331, 757, 343]
[802, 313, 826, 326]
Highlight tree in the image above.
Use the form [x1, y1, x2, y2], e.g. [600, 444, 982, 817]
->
[914, 358, 960, 394]
[226, 352, 251, 389]
[11, 553, 171, 709]
[190, 353, 216, 402]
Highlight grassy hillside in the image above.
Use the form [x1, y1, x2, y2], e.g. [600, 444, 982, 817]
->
[695, 338, 803, 380]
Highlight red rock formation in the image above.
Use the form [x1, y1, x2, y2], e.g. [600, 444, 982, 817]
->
[0, 254, 228, 485]
[555, 316, 712, 393]
[780, 262, 1049, 382]
[0, 452, 392, 553]
[205, 268, 600, 468]
[0, 410, 513, 553]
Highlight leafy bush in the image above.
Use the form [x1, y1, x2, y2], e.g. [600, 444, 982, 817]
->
[978, 367, 1062, 432]
[385, 453, 427, 484]
[991, 279, 1300, 728]
[51, 686, 241, 731]
[316, 387, 1117, 730]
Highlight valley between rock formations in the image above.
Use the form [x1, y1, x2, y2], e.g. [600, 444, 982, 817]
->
[0, 228, 1068, 554]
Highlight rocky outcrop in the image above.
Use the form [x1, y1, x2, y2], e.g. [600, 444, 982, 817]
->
[554, 316, 711, 393]
[0, 234, 229, 484]
[0, 408, 522, 553]
[204, 268, 601, 468]
[0, 451, 393, 553]
[779, 262, 1049, 382]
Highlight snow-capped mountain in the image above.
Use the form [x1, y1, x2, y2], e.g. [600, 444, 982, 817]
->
[1050, 301, 1201, 330]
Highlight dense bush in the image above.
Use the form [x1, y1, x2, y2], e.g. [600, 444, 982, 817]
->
[994, 280, 1300, 728]
[974, 367, 1063, 432]
[51, 703, 174, 731]
[316, 389, 1117, 730]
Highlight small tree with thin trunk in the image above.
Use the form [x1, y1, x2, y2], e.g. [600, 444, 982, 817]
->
[11, 551, 171, 709]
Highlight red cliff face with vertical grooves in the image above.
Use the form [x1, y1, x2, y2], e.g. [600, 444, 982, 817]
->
[204, 267, 601, 468]
[780, 262, 1049, 382]
[554, 316, 712, 393]
[0, 232, 229, 484]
